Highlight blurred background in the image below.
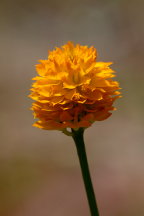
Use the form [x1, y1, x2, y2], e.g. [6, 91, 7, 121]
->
[0, 0, 144, 215]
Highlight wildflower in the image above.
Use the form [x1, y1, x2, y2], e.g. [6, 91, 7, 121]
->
[29, 42, 120, 130]
[29, 42, 122, 216]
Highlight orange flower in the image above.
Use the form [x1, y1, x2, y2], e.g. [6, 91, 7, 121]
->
[29, 42, 121, 131]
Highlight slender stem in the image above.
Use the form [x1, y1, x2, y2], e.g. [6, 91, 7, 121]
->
[72, 128, 99, 216]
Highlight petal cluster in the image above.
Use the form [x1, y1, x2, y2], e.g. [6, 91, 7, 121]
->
[29, 42, 121, 130]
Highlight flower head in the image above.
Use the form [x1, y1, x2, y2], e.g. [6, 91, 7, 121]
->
[29, 42, 121, 130]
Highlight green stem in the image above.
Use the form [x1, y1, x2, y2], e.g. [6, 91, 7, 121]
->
[72, 128, 100, 216]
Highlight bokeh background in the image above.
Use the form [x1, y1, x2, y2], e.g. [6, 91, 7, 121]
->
[1, 0, 144, 215]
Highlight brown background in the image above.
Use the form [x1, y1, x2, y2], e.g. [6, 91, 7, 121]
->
[0, 0, 144, 215]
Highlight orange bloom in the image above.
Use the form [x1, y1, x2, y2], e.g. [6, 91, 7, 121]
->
[29, 42, 121, 130]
